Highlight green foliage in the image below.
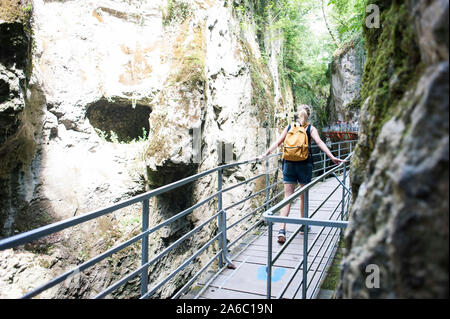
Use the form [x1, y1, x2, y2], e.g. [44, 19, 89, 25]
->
[272, 1, 336, 129]
[328, 0, 366, 43]
[169, 23, 206, 92]
[162, 0, 191, 26]
[360, 0, 420, 148]
[95, 127, 148, 144]
[0, 0, 32, 24]
[249, 55, 276, 128]
[233, 0, 365, 130]
[350, 0, 421, 197]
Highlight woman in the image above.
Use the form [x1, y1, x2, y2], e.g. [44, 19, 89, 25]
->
[258, 105, 346, 244]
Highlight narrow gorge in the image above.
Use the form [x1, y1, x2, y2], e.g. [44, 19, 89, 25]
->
[0, 0, 447, 299]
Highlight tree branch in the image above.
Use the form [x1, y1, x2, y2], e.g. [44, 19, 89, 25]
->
[321, 0, 339, 47]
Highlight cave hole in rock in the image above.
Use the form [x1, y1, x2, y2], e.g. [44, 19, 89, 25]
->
[86, 98, 151, 142]
[0, 79, 10, 104]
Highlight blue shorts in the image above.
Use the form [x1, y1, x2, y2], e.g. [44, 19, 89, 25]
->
[283, 161, 313, 185]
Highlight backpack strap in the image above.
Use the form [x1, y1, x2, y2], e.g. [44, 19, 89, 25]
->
[306, 124, 314, 165]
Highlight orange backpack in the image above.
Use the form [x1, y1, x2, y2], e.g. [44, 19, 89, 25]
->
[282, 123, 310, 161]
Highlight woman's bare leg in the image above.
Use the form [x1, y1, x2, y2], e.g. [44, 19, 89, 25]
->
[279, 183, 296, 231]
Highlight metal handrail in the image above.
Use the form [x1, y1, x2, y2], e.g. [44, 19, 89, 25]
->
[0, 140, 355, 299]
[263, 152, 353, 299]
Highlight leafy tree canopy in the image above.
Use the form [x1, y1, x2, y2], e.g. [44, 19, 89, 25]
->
[236, 0, 365, 129]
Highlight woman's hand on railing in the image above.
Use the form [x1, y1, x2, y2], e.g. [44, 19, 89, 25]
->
[256, 154, 268, 162]
[331, 156, 347, 165]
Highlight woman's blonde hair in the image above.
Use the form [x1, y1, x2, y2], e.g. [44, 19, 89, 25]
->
[297, 104, 311, 126]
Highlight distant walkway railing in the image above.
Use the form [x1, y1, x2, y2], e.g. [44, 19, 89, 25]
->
[0, 140, 356, 299]
[311, 140, 355, 178]
[263, 152, 353, 299]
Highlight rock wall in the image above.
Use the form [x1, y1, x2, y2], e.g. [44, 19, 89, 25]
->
[0, 1, 44, 238]
[143, 0, 292, 298]
[0, 0, 292, 298]
[337, 0, 449, 298]
[327, 35, 365, 124]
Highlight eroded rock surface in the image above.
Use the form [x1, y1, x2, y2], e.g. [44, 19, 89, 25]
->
[337, 0, 449, 299]
[0, 0, 291, 298]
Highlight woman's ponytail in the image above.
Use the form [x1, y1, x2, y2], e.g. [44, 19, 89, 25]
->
[297, 105, 310, 126]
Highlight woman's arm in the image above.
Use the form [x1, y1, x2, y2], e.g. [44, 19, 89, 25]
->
[310, 126, 346, 165]
[257, 126, 289, 160]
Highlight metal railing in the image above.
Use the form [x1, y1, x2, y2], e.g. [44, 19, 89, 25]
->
[0, 140, 356, 299]
[312, 139, 356, 177]
[263, 152, 353, 299]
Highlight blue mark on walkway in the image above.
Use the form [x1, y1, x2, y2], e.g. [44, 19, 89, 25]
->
[257, 266, 286, 282]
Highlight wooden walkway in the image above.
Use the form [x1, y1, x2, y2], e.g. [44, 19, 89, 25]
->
[190, 177, 345, 299]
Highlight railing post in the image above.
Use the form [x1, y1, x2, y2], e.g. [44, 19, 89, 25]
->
[322, 152, 326, 179]
[141, 199, 149, 297]
[217, 168, 224, 268]
[302, 190, 309, 299]
[340, 162, 347, 238]
[341, 162, 347, 222]
[338, 142, 342, 174]
[265, 156, 270, 211]
[267, 221, 273, 299]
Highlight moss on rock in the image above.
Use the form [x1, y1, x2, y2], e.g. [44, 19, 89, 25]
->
[167, 19, 206, 95]
[352, 0, 421, 195]
[0, 0, 32, 24]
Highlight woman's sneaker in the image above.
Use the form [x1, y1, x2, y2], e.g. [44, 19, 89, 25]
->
[277, 229, 286, 244]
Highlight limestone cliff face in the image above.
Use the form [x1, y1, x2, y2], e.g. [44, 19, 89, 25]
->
[0, 1, 49, 238]
[337, 0, 449, 298]
[142, 0, 292, 297]
[0, 0, 291, 298]
[327, 36, 365, 124]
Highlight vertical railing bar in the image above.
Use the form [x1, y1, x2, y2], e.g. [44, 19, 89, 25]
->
[302, 190, 309, 299]
[322, 152, 326, 178]
[217, 169, 224, 268]
[341, 162, 347, 222]
[338, 142, 341, 174]
[265, 156, 270, 211]
[141, 199, 149, 298]
[221, 209, 234, 267]
[217, 168, 233, 268]
[267, 221, 273, 299]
